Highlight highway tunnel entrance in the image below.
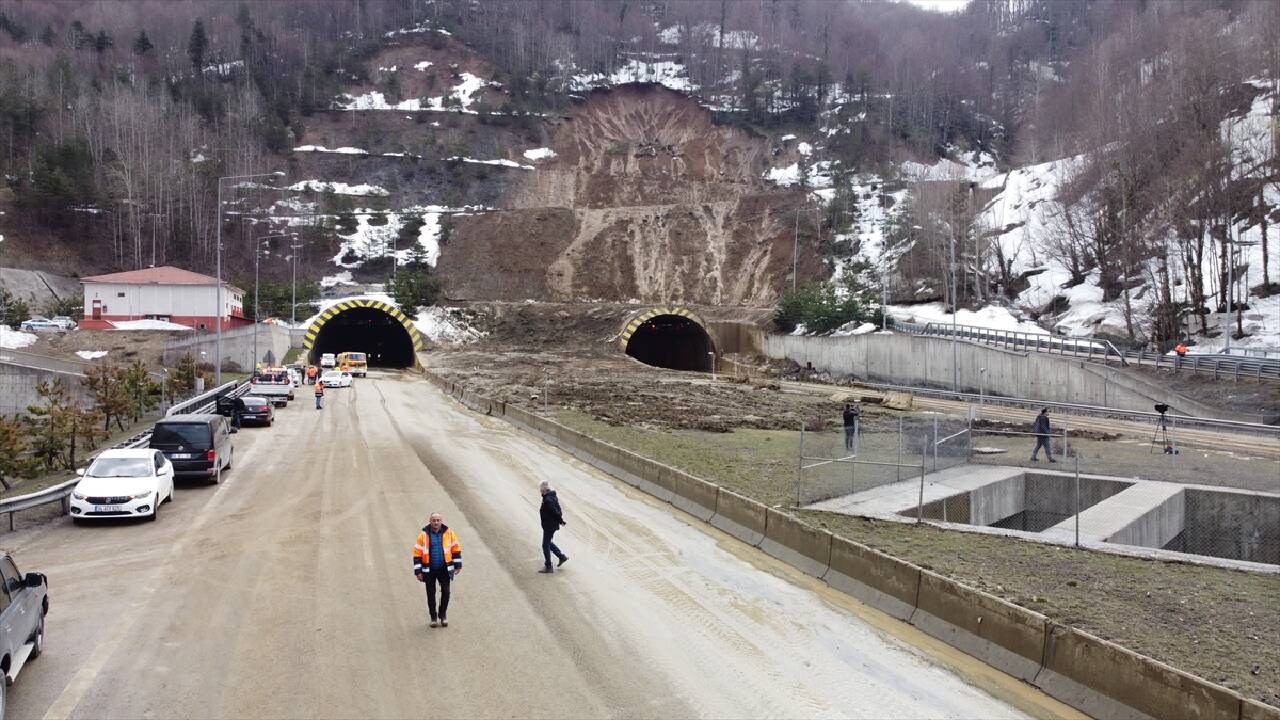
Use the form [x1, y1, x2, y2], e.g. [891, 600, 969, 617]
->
[624, 313, 715, 371]
[304, 300, 422, 368]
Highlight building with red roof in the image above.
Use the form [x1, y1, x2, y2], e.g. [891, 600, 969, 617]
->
[79, 266, 248, 330]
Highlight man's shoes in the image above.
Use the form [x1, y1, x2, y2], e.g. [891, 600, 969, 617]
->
[430, 619, 439, 628]
[557, 555, 569, 567]
[1030, 457, 1038, 462]
[538, 566, 554, 574]
[440, 618, 448, 627]
[1049, 459, 1057, 463]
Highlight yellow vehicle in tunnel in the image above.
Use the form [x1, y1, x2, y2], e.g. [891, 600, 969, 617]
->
[336, 352, 368, 378]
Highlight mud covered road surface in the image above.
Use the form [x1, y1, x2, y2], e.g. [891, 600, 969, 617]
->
[2, 370, 1074, 719]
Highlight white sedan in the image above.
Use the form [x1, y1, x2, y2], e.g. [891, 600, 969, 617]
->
[320, 370, 353, 388]
[70, 449, 175, 523]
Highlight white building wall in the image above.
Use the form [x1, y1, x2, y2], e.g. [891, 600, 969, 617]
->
[82, 283, 244, 319]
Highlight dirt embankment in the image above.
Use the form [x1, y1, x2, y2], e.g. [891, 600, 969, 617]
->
[440, 85, 820, 305]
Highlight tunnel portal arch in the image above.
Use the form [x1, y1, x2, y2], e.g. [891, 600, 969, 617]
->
[618, 307, 716, 372]
[303, 299, 423, 369]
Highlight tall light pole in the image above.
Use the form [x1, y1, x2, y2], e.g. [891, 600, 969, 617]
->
[791, 208, 800, 292]
[215, 171, 285, 386]
[950, 230, 958, 391]
[252, 232, 295, 368]
[287, 236, 304, 326]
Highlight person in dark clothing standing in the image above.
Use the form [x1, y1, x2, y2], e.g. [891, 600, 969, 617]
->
[842, 402, 860, 451]
[412, 512, 462, 628]
[537, 481, 568, 573]
[1031, 408, 1056, 463]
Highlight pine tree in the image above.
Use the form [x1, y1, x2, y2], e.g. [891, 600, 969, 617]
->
[93, 29, 113, 54]
[0, 416, 31, 491]
[84, 365, 131, 431]
[188, 19, 208, 70]
[69, 21, 89, 50]
[38, 24, 54, 46]
[132, 29, 154, 56]
[123, 361, 161, 423]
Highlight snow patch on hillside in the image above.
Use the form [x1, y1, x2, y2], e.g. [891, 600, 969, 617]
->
[293, 145, 369, 154]
[415, 306, 486, 344]
[889, 303, 1047, 334]
[111, 319, 192, 331]
[290, 180, 389, 197]
[75, 350, 109, 360]
[0, 326, 37, 349]
[523, 147, 557, 161]
[320, 271, 355, 288]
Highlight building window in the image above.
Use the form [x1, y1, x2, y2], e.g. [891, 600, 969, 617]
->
[117, 292, 126, 298]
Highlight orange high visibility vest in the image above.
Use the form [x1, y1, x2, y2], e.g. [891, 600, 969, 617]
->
[314, 380, 324, 395]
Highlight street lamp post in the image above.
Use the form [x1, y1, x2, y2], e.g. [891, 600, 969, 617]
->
[950, 231, 958, 391]
[289, 237, 304, 326]
[252, 232, 296, 368]
[215, 171, 285, 386]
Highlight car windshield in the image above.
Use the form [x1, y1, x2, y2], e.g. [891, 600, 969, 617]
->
[87, 457, 152, 478]
[322, 371, 339, 379]
[347, 353, 366, 361]
[151, 423, 211, 446]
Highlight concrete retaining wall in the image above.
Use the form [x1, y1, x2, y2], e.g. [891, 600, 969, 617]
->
[763, 333, 1229, 419]
[423, 370, 1264, 720]
[1034, 624, 1242, 720]
[0, 363, 91, 416]
[162, 323, 294, 369]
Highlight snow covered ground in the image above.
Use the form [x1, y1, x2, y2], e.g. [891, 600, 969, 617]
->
[335, 72, 492, 113]
[0, 326, 37, 349]
[291, 180, 389, 197]
[523, 147, 556, 161]
[110, 319, 192, 331]
[75, 350, 109, 360]
[888, 303, 1047, 334]
[415, 306, 486, 344]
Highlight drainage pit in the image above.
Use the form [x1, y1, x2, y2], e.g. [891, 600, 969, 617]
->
[902, 473, 1133, 531]
[1109, 487, 1280, 565]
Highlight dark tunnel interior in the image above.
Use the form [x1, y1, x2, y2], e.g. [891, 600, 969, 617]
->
[310, 307, 415, 368]
[625, 315, 715, 371]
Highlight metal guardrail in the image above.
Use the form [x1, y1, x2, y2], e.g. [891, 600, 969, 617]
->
[898, 320, 1280, 380]
[0, 380, 251, 531]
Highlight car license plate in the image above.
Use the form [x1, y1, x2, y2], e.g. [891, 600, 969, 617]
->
[169, 453, 194, 459]
[98, 505, 123, 512]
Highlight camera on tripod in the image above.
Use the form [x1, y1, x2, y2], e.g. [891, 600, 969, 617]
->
[1151, 403, 1177, 454]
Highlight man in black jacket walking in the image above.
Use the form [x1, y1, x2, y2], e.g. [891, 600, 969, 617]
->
[537, 481, 569, 573]
[1031, 408, 1056, 463]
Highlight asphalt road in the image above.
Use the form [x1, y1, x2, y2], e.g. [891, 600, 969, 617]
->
[4, 371, 1077, 719]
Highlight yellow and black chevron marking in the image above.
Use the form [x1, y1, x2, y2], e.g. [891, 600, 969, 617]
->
[617, 306, 707, 350]
[303, 299, 424, 353]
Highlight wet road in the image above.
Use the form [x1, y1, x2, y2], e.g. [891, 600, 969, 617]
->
[5, 371, 1075, 718]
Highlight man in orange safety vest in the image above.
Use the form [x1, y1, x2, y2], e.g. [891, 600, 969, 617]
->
[413, 513, 462, 628]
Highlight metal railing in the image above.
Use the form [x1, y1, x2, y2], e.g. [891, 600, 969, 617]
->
[896, 320, 1280, 380]
[0, 380, 250, 531]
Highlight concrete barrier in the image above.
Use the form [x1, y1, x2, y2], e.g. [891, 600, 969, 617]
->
[759, 508, 832, 578]
[1034, 624, 1243, 720]
[610, 450, 650, 489]
[636, 462, 676, 504]
[1242, 699, 1280, 720]
[667, 469, 718, 522]
[909, 570, 1047, 682]
[709, 489, 767, 546]
[824, 537, 921, 621]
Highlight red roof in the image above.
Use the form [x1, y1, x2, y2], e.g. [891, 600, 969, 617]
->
[82, 266, 244, 293]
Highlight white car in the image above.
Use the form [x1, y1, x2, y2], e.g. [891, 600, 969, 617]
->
[320, 353, 336, 369]
[70, 449, 175, 523]
[50, 316, 78, 330]
[320, 370, 352, 388]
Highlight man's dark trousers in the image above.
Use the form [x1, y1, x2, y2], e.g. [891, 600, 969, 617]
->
[844, 425, 855, 450]
[423, 567, 451, 620]
[1032, 435, 1053, 460]
[542, 527, 565, 568]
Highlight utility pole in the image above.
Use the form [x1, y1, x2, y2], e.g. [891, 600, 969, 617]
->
[253, 232, 294, 368]
[791, 208, 800, 291]
[950, 230, 958, 391]
[290, 236, 303, 325]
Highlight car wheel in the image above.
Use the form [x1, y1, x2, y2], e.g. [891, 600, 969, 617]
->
[28, 617, 44, 659]
[71, 517, 84, 526]
[1, 667, 7, 716]
[148, 502, 160, 522]
[224, 448, 233, 471]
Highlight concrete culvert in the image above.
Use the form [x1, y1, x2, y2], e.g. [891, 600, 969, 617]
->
[310, 306, 416, 368]
[625, 314, 715, 371]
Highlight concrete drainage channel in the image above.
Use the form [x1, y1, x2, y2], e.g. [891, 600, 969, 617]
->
[814, 464, 1280, 571]
[423, 370, 1279, 720]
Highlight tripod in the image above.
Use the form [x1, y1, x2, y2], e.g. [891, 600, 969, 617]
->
[1150, 411, 1177, 454]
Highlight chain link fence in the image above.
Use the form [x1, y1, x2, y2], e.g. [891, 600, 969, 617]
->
[798, 410, 1279, 566]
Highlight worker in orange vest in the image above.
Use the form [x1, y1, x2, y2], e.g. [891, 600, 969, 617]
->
[306, 365, 318, 383]
[314, 378, 325, 410]
[413, 512, 462, 627]
[1174, 342, 1188, 359]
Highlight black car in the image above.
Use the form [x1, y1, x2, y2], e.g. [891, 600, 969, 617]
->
[238, 395, 275, 427]
[148, 414, 233, 483]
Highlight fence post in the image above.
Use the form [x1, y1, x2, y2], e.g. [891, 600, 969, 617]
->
[916, 458, 926, 520]
[1074, 455, 1081, 548]
[896, 417, 903, 483]
[932, 416, 939, 473]
[797, 424, 805, 507]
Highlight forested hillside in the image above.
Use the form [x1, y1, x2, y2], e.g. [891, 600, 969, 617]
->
[0, 0, 1276, 349]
